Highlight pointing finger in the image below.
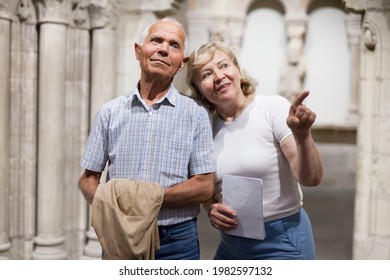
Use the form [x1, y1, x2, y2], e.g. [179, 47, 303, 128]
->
[292, 90, 310, 107]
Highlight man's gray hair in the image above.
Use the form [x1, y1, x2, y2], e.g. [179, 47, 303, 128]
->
[137, 17, 189, 56]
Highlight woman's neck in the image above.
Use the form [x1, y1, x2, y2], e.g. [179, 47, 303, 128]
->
[217, 94, 254, 122]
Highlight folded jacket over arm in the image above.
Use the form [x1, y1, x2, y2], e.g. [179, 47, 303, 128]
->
[92, 179, 164, 260]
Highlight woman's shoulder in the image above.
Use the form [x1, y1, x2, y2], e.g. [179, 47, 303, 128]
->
[253, 94, 290, 108]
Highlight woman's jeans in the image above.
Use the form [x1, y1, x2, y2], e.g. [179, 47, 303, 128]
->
[155, 218, 200, 260]
[214, 208, 315, 260]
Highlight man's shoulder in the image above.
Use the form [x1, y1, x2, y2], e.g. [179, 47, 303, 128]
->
[176, 91, 196, 103]
[178, 94, 210, 118]
[175, 91, 206, 109]
[101, 93, 132, 109]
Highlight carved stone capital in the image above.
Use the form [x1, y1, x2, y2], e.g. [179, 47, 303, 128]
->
[88, 0, 119, 30]
[32, 0, 71, 25]
[0, 0, 19, 21]
[285, 17, 307, 39]
[121, 0, 184, 16]
[343, 0, 390, 12]
[342, 0, 366, 12]
[346, 13, 363, 46]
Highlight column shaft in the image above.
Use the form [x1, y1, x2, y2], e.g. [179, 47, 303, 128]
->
[33, 22, 67, 260]
[0, 17, 11, 260]
[82, 27, 116, 259]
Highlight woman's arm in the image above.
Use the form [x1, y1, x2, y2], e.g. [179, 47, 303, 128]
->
[281, 91, 323, 187]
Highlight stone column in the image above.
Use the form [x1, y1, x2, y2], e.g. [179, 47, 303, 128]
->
[0, 0, 17, 260]
[81, 0, 119, 259]
[345, 12, 363, 125]
[64, 1, 91, 259]
[343, 0, 390, 259]
[32, 0, 70, 260]
[226, 18, 245, 52]
[9, 0, 38, 260]
[280, 16, 307, 101]
[88, 0, 118, 116]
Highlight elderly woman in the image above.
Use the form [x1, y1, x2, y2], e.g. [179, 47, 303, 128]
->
[186, 41, 323, 260]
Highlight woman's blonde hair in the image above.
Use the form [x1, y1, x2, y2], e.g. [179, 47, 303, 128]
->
[185, 41, 258, 111]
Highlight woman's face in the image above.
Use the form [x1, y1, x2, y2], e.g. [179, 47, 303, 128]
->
[195, 50, 242, 106]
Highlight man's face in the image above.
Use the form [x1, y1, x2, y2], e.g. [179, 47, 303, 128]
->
[135, 21, 187, 80]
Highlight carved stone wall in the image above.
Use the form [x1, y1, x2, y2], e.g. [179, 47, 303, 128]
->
[344, 0, 390, 260]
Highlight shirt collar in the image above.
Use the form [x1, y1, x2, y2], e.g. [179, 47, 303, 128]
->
[124, 82, 177, 107]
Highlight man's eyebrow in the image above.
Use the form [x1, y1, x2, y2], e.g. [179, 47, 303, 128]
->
[149, 35, 161, 40]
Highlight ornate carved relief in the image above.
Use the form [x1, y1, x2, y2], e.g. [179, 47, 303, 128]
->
[363, 21, 377, 51]
[16, 0, 36, 23]
[71, 0, 89, 29]
[280, 18, 307, 100]
[87, 0, 119, 30]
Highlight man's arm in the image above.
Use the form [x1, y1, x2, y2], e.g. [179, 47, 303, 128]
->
[162, 172, 214, 208]
[78, 169, 102, 204]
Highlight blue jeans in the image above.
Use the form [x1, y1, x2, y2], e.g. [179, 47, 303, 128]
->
[214, 208, 315, 260]
[155, 218, 200, 260]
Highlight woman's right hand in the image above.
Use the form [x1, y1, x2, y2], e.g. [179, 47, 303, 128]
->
[209, 203, 238, 231]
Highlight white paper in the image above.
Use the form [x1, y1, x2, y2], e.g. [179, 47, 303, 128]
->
[221, 174, 265, 240]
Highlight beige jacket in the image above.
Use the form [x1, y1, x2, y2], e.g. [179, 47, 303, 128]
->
[92, 179, 164, 260]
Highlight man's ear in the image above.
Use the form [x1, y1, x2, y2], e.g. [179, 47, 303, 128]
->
[134, 43, 141, 60]
[178, 56, 189, 71]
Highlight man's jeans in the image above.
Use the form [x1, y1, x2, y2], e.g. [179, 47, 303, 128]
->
[155, 218, 200, 260]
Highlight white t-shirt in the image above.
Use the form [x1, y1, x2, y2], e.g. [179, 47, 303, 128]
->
[213, 94, 303, 222]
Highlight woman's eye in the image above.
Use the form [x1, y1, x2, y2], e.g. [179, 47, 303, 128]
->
[220, 63, 228, 69]
[202, 72, 211, 80]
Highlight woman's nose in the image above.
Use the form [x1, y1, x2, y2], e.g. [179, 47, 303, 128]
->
[214, 69, 224, 82]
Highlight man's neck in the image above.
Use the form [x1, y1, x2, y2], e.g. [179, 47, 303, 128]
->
[139, 78, 172, 106]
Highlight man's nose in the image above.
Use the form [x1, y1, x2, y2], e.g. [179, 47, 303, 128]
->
[157, 42, 169, 56]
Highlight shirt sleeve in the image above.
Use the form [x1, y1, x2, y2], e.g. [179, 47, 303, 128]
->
[80, 106, 109, 172]
[271, 95, 293, 143]
[188, 106, 215, 176]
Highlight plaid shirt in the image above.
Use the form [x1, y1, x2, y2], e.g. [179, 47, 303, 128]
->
[81, 84, 214, 225]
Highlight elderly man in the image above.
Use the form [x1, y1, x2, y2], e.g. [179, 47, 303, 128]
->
[79, 18, 214, 260]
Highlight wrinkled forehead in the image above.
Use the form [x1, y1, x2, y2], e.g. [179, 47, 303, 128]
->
[195, 47, 233, 69]
[148, 21, 186, 45]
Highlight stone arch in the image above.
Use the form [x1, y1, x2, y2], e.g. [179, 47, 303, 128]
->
[246, 0, 285, 14]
